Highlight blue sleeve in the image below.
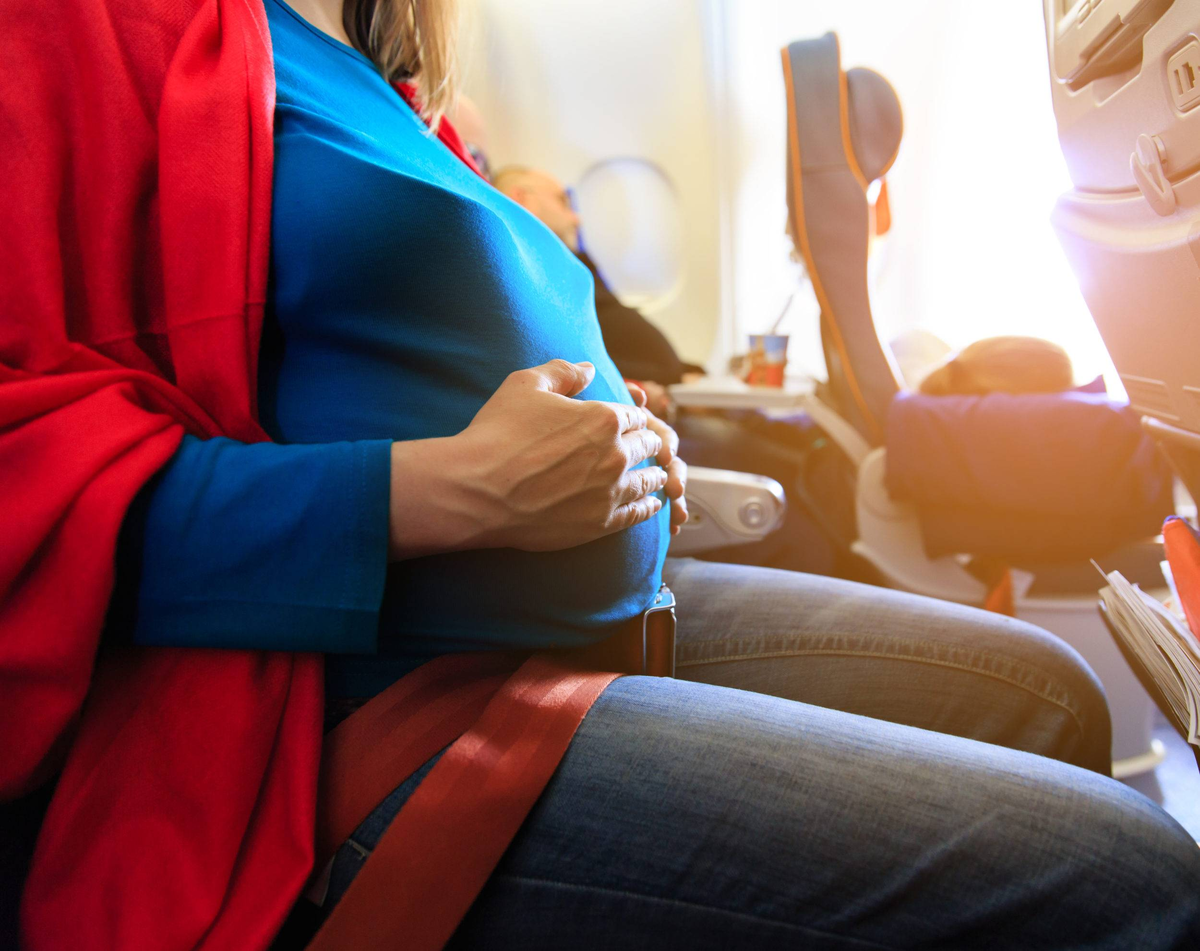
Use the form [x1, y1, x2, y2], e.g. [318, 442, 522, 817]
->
[111, 435, 392, 654]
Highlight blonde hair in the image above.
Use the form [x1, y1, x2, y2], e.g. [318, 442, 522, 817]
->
[343, 0, 460, 125]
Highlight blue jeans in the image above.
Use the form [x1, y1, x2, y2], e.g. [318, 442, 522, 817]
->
[306, 560, 1200, 949]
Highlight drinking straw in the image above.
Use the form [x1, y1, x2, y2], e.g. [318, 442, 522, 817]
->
[769, 291, 796, 334]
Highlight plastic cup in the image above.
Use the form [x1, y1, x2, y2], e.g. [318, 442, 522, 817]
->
[745, 334, 789, 387]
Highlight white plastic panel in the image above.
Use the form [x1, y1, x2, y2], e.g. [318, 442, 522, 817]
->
[1050, 0, 1174, 89]
[1046, 0, 1200, 431]
[1045, 0, 1200, 193]
[459, 0, 723, 368]
[1051, 169, 1200, 428]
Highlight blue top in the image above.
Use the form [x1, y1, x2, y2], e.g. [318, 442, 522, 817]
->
[112, 0, 669, 698]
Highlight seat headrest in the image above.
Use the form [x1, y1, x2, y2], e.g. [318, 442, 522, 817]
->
[845, 68, 902, 184]
[781, 32, 904, 446]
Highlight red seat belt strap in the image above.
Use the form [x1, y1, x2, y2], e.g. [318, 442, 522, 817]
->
[315, 651, 524, 867]
[306, 653, 619, 951]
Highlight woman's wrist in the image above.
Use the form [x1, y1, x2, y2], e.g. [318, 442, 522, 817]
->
[388, 435, 493, 560]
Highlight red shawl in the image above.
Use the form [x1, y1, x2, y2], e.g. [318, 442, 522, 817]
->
[2, 1, 481, 948]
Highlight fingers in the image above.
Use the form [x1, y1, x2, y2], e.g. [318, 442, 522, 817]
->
[667, 457, 688, 536]
[645, 413, 678, 466]
[670, 495, 689, 535]
[620, 427, 664, 469]
[615, 466, 668, 507]
[609, 493, 664, 533]
[664, 456, 687, 501]
[526, 359, 595, 397]
[625, 380, 648, 408]
[608, 461, 683, 535]
[595, 400, 648, 436]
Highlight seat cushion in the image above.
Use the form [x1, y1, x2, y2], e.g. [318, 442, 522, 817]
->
[885, 390, 1174, 563]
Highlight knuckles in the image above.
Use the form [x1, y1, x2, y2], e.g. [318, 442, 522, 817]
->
[544, 358, 576, 381]
[639, 432, 663, 462]
[585, 403, 623, 439]
[600, 446, 628, 478]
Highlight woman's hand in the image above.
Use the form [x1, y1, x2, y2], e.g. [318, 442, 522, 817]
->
[627, 382, 689, 537]
[388, 360, 668, 559]
[637, 380, 672, 418]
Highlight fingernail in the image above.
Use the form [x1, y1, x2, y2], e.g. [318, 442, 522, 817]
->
[576, 361, 594, 368]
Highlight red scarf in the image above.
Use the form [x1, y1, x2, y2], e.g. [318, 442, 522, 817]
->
[2, 1, 486, 947]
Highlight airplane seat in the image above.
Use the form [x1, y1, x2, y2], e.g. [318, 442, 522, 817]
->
[1044, 0, 1200, 469]
[782, 36, 903, 448]
[783, 31, 1173, 782]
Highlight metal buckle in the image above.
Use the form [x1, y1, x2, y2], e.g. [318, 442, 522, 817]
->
[642, 584, 677, 677]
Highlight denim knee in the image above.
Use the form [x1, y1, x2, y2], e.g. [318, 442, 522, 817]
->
[449, 676, 1200, 950]
[666, 561, 1114, 771]
[1016, 768, 1200, 949]
[954, 608, 1114, 772]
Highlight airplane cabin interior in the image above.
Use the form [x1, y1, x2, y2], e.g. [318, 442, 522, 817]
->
[7, 0, 1200, 947]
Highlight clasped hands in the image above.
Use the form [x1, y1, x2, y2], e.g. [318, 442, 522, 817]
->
[389, 359, 688, 559]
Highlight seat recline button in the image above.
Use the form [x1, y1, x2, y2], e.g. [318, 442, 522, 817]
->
[740, 499, 767, 530]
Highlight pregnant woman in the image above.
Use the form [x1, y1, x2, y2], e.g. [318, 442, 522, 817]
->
[4, 0, 1200, 948]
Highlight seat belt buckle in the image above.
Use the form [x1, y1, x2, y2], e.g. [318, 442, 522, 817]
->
[642, 584, 676, 677]
[563, 584, 676, 677]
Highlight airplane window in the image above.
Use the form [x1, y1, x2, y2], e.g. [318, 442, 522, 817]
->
[573, 157, 685, 315]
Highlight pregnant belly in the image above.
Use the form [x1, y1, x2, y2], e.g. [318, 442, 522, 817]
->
[377, 507, 669, 660]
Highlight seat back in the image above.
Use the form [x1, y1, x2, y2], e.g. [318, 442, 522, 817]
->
[781, 33, 904, 446]
[1045, 0, 1200, 432]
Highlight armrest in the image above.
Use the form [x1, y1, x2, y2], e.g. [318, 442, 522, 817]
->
[671, 466, 786, 555]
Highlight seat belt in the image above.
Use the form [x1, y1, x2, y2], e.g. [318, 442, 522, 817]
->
[306, 587, 676, 950]
[314, 651, 520, 868]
